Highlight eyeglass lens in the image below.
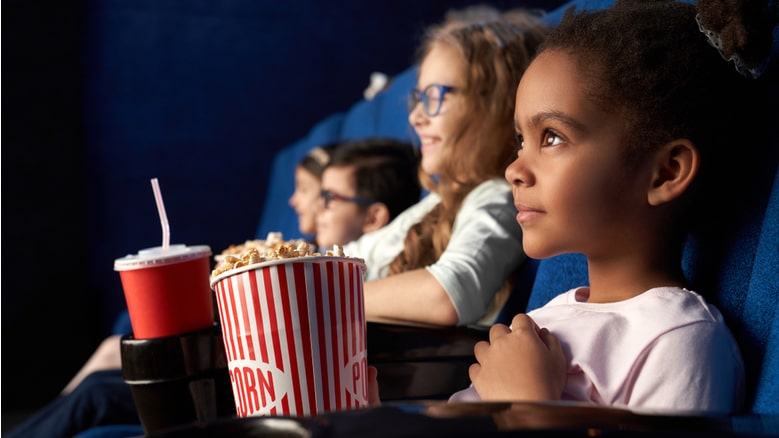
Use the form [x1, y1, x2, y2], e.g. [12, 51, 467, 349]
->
[409, 84, 448, 117]
[321, 190, 333, 208]
[320, 189, 374, 209]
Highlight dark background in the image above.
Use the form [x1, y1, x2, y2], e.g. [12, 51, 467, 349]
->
[1, 0, 565, 426]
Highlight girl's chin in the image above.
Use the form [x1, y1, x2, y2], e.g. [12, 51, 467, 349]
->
[421, 160, 440, 176]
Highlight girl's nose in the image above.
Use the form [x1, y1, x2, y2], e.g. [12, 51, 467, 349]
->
[408, 103, 427, 127]
[505, 153, 531, 187]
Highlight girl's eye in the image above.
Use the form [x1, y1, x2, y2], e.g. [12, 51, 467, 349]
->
[542, 130, 564, 147]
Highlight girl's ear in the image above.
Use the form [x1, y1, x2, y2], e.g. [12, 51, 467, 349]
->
[362, 203, 391, 233]
[647, 139, 700, 206]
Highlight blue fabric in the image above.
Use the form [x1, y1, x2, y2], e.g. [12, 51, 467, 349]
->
[111, 310, 132, 336]
[747, 167, 779, 414]
[371, 68, 419, 140]
[495, 259, 540, 325]
[525, 253, 589, 312]
[74, 425, 144, 438]
[254, 112, 346, 240]
[254, 67, 420, 241]
[340, 67, 419, 143]
[541, 0, 616, 25]
[4, 370, 138, 438]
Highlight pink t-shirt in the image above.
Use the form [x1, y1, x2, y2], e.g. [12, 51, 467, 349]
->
[449, 286, 745, 414]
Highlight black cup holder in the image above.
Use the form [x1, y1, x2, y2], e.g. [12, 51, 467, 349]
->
[120, 324, 236, 434]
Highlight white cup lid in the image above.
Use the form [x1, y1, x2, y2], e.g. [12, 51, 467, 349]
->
[114, 244, 212, 271]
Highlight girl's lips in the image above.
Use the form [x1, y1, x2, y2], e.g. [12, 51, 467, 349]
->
[514, 204, 544, 224]
[418, 135, 440, 150]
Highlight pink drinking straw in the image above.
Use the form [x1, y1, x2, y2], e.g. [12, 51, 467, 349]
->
[150, 178, 170, 249]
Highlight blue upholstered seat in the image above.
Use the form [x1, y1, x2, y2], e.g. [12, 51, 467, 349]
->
[254, 66, 418, 241]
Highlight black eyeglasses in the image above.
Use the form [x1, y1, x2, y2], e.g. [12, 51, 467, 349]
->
[320, 189, 375, 209]
[408, 84, 459, 117]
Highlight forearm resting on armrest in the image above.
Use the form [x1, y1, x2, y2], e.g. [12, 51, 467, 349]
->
[364, 269, 459, 326]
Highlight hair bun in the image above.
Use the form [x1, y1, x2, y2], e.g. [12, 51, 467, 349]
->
[307, 146, 331, 166]
[696, 0, 778, 79]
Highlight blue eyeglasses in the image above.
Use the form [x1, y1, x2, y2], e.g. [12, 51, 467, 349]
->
[320, 189, 375, 209]
[408, 84, 459, 117]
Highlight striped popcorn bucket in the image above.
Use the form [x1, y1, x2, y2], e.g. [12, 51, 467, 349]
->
[210, 256, 368, 417]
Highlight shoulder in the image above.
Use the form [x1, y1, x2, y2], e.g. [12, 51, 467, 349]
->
[460, 178, 513, 209]
[467, 178, 511, 199]
[453, 179, 519, 232]
[639, 287, 726, 326]
[530, 287, 728, 337]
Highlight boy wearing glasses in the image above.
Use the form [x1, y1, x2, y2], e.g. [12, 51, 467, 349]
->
[316, 137, 421, 250]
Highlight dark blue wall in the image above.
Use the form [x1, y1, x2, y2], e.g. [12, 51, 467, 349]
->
[2, 0, 565, 414]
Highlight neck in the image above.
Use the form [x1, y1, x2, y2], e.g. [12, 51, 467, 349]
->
[584, 253, 687, 303]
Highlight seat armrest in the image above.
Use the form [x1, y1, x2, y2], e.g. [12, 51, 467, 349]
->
[367, 322, 488, 400]
[367, 322, 488, 362]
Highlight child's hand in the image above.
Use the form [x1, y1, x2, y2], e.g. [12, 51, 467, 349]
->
[468, 313, 566, 401]
[368, 365, 381, 406]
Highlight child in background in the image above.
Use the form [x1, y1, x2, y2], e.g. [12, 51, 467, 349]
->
[449, 0, 772, 414]
[345, 6, 550, 327]
[316, 137, 421, 249]
[288, 143, 337, 243]
[290, 138, 421, 250]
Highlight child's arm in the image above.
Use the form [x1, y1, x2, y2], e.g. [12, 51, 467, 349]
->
[469, 314, 567, 401]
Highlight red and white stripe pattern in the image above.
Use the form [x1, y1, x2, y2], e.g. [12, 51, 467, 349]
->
[212, 258, 368, 417]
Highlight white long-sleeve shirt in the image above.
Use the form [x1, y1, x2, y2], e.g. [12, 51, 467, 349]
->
[342, 178, 525, 325]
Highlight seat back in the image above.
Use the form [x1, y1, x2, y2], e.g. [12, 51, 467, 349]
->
[255, 67, 418, 241]
[745, 169, 779, 414]
[717, 166, 779, 415]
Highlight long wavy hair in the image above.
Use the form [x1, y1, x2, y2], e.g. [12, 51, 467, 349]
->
[389, 7, 549, 275]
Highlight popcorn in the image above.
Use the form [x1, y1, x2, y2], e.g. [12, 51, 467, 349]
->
[217, 231, 292, 258]
[330, 244, 345, 257]
[211, 233, 356, 277]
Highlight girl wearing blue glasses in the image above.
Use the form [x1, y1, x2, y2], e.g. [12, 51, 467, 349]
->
[343, 6, 550, 327]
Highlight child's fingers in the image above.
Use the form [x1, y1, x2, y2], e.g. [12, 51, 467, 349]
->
[537, 328, 557, 348]
[472, 339, 491, 364]
[468, 362, 482, 382]
[536, 328, 567, 395]
[367, 365, 381, 406]
[509, 313, 538, 333]
[537, 328, 565, 363]
[488, 322, 511, 340]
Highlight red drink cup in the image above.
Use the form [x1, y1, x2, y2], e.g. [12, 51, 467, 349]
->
[114, 244, 214, 339]
[210, 256, 368, 417]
